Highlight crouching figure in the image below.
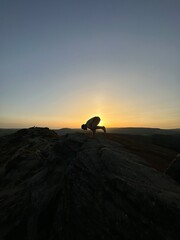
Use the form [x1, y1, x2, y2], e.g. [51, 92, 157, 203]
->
[81, 116, 106, 136]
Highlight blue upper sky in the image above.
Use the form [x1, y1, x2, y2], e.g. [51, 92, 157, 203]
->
[0, 0, 180, 128]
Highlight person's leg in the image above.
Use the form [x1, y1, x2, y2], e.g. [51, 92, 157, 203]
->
[102, 126, 106, 133]
[95, 126, 106, 133]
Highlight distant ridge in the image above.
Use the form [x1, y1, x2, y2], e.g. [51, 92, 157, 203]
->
[0, 127, 180, 137]
[107, 127, 180, 135]
[0, 128, 20, 137]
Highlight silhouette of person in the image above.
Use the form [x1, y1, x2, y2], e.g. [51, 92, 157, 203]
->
[81, 116, 106, 135]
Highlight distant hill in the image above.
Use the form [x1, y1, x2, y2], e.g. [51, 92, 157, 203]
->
[0, 128, 19, 137]
[1, 127, 180, 137]
[107, 127, 180, 135]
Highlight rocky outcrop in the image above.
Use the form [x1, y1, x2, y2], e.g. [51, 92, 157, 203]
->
[0, 127, 180, 240]
[166, 154, 180, 183]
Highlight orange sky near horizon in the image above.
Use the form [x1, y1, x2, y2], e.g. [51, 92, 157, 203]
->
[1, 75, 179, 129]
[1, 103, 179, 129]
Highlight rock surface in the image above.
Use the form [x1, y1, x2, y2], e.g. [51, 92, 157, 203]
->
[0, 127, 180, 240]
[166, 154, 180, 183]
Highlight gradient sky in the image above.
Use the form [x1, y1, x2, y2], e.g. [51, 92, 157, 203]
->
[1, 0, 180, 129]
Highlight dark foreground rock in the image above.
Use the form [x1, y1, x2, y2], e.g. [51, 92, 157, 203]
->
[0, 127, 180, 240]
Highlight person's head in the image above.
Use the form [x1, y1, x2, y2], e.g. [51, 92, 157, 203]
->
[81, 124, 87, 130]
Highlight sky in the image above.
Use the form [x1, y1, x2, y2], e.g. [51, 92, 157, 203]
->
[0, 0, 180, 129]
